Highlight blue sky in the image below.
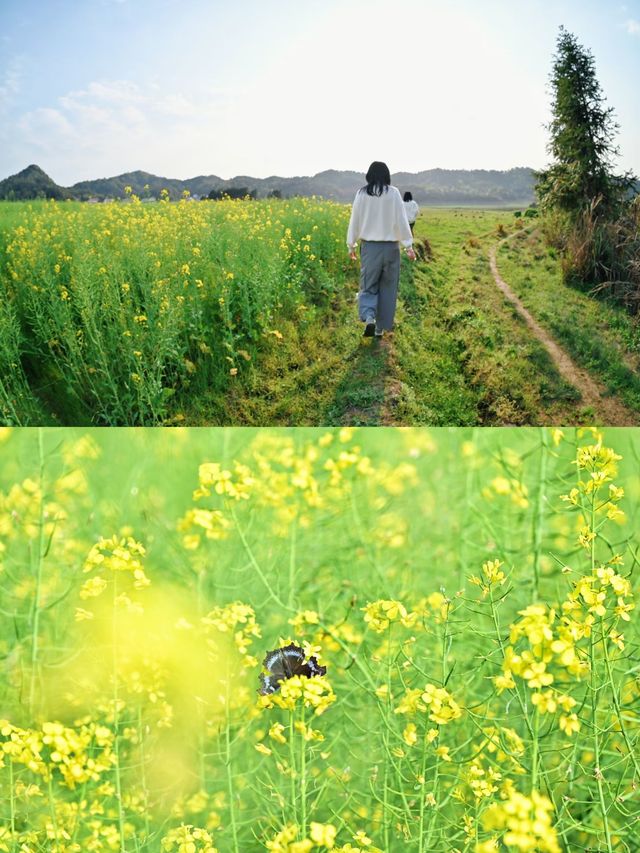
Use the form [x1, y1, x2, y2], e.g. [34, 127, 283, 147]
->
[1, 0, 639, 183]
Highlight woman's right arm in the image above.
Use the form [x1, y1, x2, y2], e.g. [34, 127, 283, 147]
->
[346, 191, 361, 253]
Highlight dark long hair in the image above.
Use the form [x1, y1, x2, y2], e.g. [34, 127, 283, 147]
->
[362, 161, 391, 196]
[403, 191, 413, 201]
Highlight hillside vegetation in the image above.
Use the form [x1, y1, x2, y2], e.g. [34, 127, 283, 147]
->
[0, 164, 536, 205]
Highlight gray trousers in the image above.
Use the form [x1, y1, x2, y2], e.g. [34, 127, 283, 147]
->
[358, 240, 401, 331]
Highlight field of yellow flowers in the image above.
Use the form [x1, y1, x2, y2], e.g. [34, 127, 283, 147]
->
[0, 197, 351, 426]
[0, 425, 638, 851]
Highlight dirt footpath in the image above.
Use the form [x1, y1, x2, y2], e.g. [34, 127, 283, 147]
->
[489, 237, 636, 425]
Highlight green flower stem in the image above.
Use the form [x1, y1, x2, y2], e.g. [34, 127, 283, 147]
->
[349, 490, 386, 585]
[288, 508, 298, 612]
[488, 588, 534, 742]
[8, 759, 15, 836]
[487, 586, 556, 809]
[417, 726, 434, 853]
[70, 774, 90, 846]
[420, 602, 451, 850]
[424, 748, 441, 847]
[47, 773, 59, 845]
[137, 704, 151, 845]
[112, 575, 127, 853]
[289, 708, 298, 831]
[231, 506, 288, 610]
[441, 603, 451, 686]
[381, 625, 393, 851]
[589, 628, 613, 853]
[601, 631, 640, 779]
[457, 427, 477, 591]
[531, 428, 548, 603]
[474, 798, 479, 851]
[299, 705, 308, 840]
[225, 669, 239, 853]
[195, 567, 208, 798]
[530, 706, 540, 794]
[28, 428, 47, 718]
[589, 490, 613, 853]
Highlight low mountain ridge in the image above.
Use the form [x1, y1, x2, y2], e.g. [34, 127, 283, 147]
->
[0, 164, 71, 200]
[0, 164, 537, 205]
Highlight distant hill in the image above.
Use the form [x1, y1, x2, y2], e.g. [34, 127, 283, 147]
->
[70, 169, 213, 200]
[0, 164, 71, 200]
[0, 164, 537, 206]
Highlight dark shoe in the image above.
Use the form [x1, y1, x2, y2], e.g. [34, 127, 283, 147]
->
[363, 322, 375, 337]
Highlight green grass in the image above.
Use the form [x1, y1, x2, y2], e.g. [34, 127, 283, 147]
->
[0, 426, 639, 852]
[498, 228, 640, 414]
[390, 211, 582, 425]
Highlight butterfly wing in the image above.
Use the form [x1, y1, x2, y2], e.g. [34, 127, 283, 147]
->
[279, 643, 307, 678]
[262, 648, 289, 680]
[258, 673, 281, 695]
[302, 655, 327, 678]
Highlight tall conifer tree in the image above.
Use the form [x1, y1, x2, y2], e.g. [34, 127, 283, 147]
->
[536, 27, 631, 218]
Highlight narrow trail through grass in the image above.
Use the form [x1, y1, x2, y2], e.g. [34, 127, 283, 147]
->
[497, 227, 640, 419]
[489, 232, 637, 425]
[383, 213, 585, 425]
[194, 291, 393, 426]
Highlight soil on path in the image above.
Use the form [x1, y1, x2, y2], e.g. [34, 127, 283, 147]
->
[489, 235, 636, 425]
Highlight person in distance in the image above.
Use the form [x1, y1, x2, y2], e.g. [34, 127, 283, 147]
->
[403, 190, 419, 233]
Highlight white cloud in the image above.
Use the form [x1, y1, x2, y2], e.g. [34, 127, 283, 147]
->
[11, 78, 238, 183]
[63, 80, 145, 105]
[20, 107, 75, 137]
[625, 18, 640, 34]
[0, 56, 23, 113]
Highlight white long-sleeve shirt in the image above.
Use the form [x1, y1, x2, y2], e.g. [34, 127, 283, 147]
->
[346, 185, 413, 249]
[404, 199, 419, 223]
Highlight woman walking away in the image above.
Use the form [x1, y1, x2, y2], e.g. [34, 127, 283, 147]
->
[403, 191, 419, 233]
[347, 161, 416, 338]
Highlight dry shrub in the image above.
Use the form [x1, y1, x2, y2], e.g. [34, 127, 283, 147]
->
[563, 197, 640, 312]
[415, 237, 434, 261]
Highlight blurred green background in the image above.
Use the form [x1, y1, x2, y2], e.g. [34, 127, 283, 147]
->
[0, 426, 639, 852]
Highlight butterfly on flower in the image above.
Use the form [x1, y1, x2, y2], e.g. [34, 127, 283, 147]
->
[258, 643, 327, 695]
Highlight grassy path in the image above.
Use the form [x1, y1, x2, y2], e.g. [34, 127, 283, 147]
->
[489, 232, 636, 425]
[381, 212, 585, 425]
[496, 227, 640, 422]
